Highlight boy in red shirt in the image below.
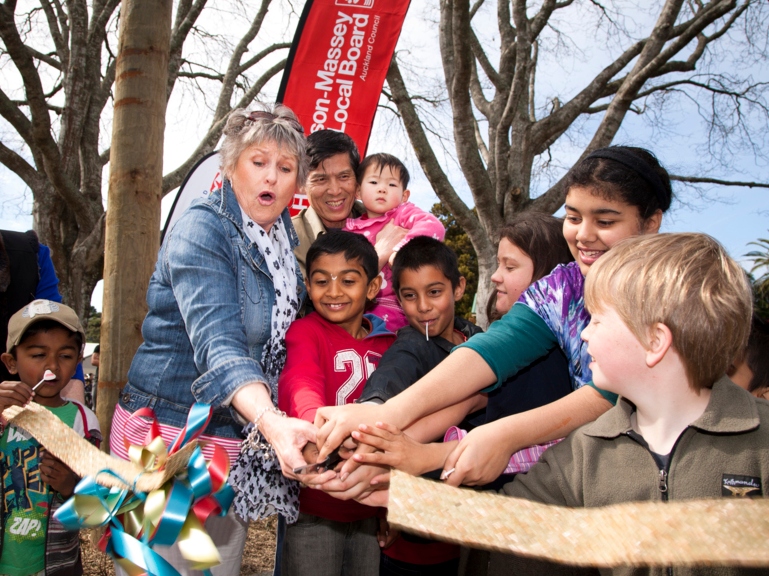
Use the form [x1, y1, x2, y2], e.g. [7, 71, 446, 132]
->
[278, 230, 395, 576]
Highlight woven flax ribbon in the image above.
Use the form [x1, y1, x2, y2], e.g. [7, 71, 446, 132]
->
[388, 470, 769, 568]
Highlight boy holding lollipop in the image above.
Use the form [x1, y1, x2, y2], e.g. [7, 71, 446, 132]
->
[0, 299, 100, 576]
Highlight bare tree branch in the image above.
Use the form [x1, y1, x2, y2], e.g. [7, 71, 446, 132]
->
[387, 57, 482, 244]
[167, 0, 208, 97]
[212, 0, 272, 122]
[237, 42, 291, 75]
[0, 86, 35, 145]
[38, 0, 67, 63]
[0, 141, 44, 192]
[670, 174, 769, 188]
[177, 70, 225, 81]
[469, 28, 501, 91]
[24, 44, 61, 69]
[451, 0, 500, 231]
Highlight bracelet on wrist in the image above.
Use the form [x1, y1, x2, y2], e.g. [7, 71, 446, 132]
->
[252, 406, 287, 433]
[243, 406, 287, 454]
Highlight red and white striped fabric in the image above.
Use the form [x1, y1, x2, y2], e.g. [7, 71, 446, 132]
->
[111, 403, 243, 463]
[444, 426, 562, 475]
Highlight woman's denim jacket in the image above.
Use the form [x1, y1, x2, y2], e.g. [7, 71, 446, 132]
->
[120, 180, 306, 438]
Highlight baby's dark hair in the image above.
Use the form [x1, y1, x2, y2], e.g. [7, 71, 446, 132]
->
[306, 230, 379, 282]
[392, 236, 461, 294]
[12, 319, 83, 357]
[357, 153, 410, 189]
[564, 146, 673, 220]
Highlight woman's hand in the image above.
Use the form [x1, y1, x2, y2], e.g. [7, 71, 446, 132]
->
[352, 422, 453, 476]
[232, 382, 326, 479]
[440, 421, 513, 487]
[259, 411, 321, 480]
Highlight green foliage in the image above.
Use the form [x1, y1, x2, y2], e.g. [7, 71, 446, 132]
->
[746, 234, 769, 321]
[431, 203, 479, 321]
[84, 305, 102, 343]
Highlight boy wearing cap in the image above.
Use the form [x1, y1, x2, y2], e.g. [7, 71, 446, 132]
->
[0, 299, 100, 576]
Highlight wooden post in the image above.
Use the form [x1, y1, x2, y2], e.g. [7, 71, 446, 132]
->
[97, 0, 172, 445]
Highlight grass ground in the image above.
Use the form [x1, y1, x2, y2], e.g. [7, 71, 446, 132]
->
[80, 517, 277, 576]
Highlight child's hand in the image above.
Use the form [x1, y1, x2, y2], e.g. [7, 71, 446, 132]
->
[293, 441, 338, 487]
[316, 462, 389, 502]
[315, 402, 387, 459]
[40, 450, 78, 498]
[441, 422, 512, 487]
[0, 380, 34, 411]
[374, 222, 408, 271]
[377, 518, 399, 549]
[334, 439, 376, 480]
[352, 422, 452, 476]
[302, 441, 320, 464]
[357, 487, 389, 508]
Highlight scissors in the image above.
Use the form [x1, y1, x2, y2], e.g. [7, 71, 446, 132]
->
[292, 446, 344, 475]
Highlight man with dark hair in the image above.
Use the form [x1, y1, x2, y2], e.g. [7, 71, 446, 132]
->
[292, 130, 365, 279]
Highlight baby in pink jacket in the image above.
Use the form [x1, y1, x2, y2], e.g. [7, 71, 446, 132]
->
[345, 153, 446, 331]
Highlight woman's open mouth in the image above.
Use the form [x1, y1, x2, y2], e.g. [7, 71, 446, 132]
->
[258, 191, 276, 204]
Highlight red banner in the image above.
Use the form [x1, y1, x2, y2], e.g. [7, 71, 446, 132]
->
[279, 0, 411, 214]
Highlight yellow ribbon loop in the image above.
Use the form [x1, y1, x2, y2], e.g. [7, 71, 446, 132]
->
[128, 435, 168, 471]
[177, 515, 222, 571]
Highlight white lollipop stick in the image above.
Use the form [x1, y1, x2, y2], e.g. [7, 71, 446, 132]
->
[425, 322, 429, 341]
[32, 370, 56, 391]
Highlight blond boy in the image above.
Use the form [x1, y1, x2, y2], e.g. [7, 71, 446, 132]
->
[492, 233, 769, 576]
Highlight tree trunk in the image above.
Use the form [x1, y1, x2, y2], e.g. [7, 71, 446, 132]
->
[474, 247, 496, 328]
[97, 0, 172, 445]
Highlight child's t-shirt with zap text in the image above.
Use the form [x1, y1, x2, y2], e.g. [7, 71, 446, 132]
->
[0, 403, 79, 576]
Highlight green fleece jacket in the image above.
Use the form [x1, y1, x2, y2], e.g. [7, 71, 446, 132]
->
[495, 376, 769, 576]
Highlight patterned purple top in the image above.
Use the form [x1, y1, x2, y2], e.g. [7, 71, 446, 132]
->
[518, 261, 592, 390]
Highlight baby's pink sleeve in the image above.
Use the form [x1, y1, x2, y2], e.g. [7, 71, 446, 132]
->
[392, 203, 446, 252]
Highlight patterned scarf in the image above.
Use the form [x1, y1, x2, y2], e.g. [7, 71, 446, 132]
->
[230, 209, 302, 522]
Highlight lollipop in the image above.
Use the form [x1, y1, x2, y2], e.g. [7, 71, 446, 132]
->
[32, 370, 56, 391]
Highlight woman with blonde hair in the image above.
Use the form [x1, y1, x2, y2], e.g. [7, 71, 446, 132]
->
[111, 104, 313, 575]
